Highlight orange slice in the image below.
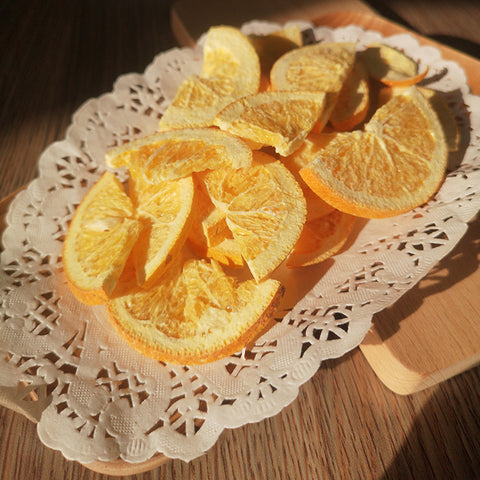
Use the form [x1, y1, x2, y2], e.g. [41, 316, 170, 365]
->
[158, 76, 238, 130]
[378, 86, 459, 153]
[63, 172, 142, 305]
[203, 152, 307, 281]
[214, 90, 327, 156]
[300, 86, 448, 218]
[249, 25, 303, 80]
[270, 41, 357, 91]
[270, 42, 357, 131]
[187, 176, 244, 268]
[105, 128, 252, 182]
[282, 132, 337, 221]
[419, 87, 459, 153]
[158, 25, 261, 130]
[201, 25, 260, 85]
[106, 255, 284, 364]
[329, 59, 370, 131]
[287, 209, 356, 267]
[361, 42, 428, 87]
[128, 174, 195, 287]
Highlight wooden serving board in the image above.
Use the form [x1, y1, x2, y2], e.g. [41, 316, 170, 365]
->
[171, 5, 480, 395]
[1, 5, 479, 476]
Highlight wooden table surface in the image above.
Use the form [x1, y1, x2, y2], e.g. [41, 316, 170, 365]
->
[1, 1, 480, 479]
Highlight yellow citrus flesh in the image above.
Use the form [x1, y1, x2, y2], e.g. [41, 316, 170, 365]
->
[300, 86, 447, 218]
[201, 25, 260, 88]
[106, 256, 284, 364]
[287, 209, 356, 267]
[378, 86, 459, 153]
[329, 59, 370, 131]
[418, 88, 459, 153]
[105, 128, 252, 182]
[249, 25, 303, 79]
[187, 176, 245, 268]
[203, 152, 307, 281]
[270, 42, 357, 131]
[361, 42, 428, 87]
[159, 26, 260, 130]
[282, 132, 338, 221]
[271, 42, 357, 91]
[63, 172, 143, 305]
[214, 90, 327, 156]
[158, 76, 240, 130]
[128, 173, 195, 287]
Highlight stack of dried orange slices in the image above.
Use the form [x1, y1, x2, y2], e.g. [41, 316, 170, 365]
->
[62, 25, 456, 365]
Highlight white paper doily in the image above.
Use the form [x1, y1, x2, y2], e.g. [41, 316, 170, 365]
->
[1, 20, 480, 464]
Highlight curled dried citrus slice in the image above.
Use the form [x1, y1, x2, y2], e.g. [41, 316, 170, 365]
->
[282, 132, 338, 221]
[106, 255, 284, 365]
[249, 24, 303, 79]
[214, 90, 327, 156]
[419, 87, 459, 154]
[203, 152, 307, 281]
[287, 209, 356, 267]
[105, 128, 252, 182]
[270, 42, 357, 131]
[159, 25, 261, 130]
[158, 76, 237, 130]
[129, 174, 195, 287]
[329, 59, 370, 131]
[270, 42, 357, 91]
[361, 42, 428, 87]
[187, 176, 244, 268]
[63, 172, 142, 305]
[378, 86, 459, 153]
[300, 86, 448, 218]
[201, 25, 260, 86]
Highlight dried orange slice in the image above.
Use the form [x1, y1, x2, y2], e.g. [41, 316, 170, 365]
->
[202, 151, 306, 281]
[214, 90, 327, 156]
[300, 86, 448, 218]
[329, 59, 370, 131]
[128, 174, 195, 287]
[419, 87, 459, 153]
[105, 128, 252, 182]
[187, 176, 244, 268]
[249, 25, 303, 79]
[159, 25, 261, 130]
[378, 86, 459, 153]
[270, 41, 357, 91]
[361, 42, 428, 87]
[287, 209, 356, 267]
[282, 132, 337, 221]
[63, 172, 142, 305]
[201, 25, 260, 84]
[270, 42, 357, 131]
[158, 76, 235, 130]
[106, 255, 284, 364]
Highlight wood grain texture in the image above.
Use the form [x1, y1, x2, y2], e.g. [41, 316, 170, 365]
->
[1, 1, 480, 478]
[0, 0, 178, 200]
[1, 350, 479, 479]
[361, 215, 480, 394]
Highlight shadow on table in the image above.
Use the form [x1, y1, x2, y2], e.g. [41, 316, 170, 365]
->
[380, 368, 480, 480]
[365, 213, 480, 345]
[0, 0, 178, 133]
